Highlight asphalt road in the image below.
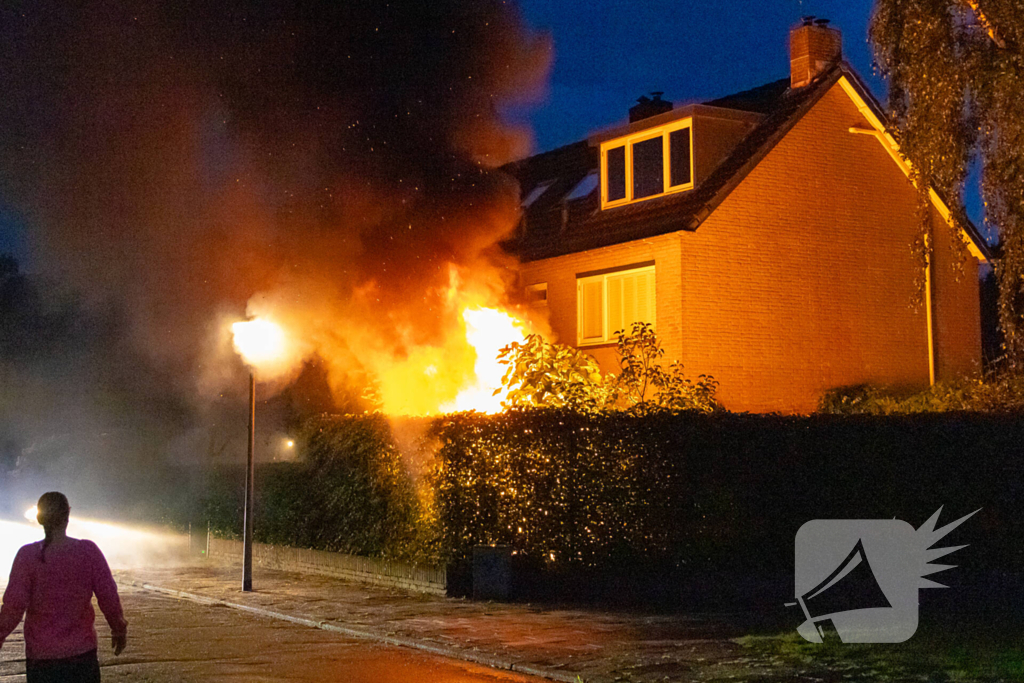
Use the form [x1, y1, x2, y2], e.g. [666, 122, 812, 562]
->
[0, 586, 541, 682]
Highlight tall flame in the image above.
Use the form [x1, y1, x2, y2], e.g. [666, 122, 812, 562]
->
[441, 307, 529, 413]
[234, 270, 538, 415]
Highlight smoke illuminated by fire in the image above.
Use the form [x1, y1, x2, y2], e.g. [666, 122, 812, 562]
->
[0, 0, 554, 506]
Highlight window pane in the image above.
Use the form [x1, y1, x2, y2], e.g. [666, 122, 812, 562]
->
[606, 146, 626, 202]
[609, 271, 655, 332]
[580, 280, 604, 341]
[608, 277, 623, 336]
[566, 171, 599, 201]
[670, 127, 691, 187]
[632, 136, 664, 199]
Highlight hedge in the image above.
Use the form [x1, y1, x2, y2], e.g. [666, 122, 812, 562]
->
[202, 413, 435, 562]
[431, 409, 1024, 575]
[200, 409, 1024, 581]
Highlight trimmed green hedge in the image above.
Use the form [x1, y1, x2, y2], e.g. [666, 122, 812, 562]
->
[203, 413, 435, 562]
[431, 409, 1023, 573]
[201, 409, 1023, 577]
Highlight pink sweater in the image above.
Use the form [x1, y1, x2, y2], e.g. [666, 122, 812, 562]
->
[0, 538, 128, 660]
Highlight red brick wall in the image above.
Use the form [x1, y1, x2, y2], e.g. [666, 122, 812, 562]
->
[519, 81, 981, 413]
[519, 235, 683, 372]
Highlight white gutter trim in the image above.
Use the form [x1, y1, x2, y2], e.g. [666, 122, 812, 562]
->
[839, 76, 988, 264]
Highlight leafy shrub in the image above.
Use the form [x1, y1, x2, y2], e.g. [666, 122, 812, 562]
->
[203, 413, 438, 563]
[820, 372, 1024, 414]
[496, 334, 612, 412]
[612, 322, 719, 413]
[498, 322, 719, 413]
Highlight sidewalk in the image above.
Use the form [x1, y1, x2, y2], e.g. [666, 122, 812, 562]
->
[116, 561, 782, 683]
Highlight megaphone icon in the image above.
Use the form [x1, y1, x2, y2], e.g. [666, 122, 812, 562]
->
[795, 538, 892, 641]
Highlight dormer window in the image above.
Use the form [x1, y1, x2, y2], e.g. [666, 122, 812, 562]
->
[600, 119, 692, 209]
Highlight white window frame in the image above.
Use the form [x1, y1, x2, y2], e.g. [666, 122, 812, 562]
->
[600, 118, 693, 209]
[576, 264, 656, 345]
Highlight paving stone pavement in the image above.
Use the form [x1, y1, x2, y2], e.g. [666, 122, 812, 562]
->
[116, 561, 791, 683]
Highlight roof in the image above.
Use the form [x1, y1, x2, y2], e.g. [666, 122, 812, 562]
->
[501, 64, 992, 263]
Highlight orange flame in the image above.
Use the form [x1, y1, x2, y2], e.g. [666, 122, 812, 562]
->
[234, 269, 539, 415]
[441, 307, 529, 413]
[372, 303, 532, 416]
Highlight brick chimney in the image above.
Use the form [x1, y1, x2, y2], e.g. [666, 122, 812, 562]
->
[629, 92, 673, 123]
[790, 17, 842, 88]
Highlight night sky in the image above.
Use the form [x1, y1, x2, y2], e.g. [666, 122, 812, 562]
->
[513, 0, 879, 151]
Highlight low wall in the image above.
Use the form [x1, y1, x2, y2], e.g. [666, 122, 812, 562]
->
[207, 538, 446, 596]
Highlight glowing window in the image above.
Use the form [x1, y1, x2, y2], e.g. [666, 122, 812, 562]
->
[577, 264, 656, 345]
[600, 119, 692, 209]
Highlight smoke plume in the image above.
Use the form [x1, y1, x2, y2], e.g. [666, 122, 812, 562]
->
[0, 1, 550, 514]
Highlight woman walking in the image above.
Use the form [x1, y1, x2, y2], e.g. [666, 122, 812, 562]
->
[0, 492, 128, 682]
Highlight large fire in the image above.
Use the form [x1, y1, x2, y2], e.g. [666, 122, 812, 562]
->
[371, 301, 532, 416]
[233, 295, 534, 416]
[441, 307, 529, 413]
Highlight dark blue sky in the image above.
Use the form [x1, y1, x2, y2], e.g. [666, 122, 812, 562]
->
[514, 0, 879, 152]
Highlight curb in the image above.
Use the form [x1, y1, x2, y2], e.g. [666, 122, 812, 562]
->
[121, 580, 581, 683]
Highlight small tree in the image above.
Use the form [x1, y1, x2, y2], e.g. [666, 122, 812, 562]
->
[613, 322, 719, 414]
[497, 323, 719, 414]
[496, 333, 612, 412]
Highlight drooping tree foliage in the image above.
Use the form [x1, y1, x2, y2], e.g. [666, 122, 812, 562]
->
[870, 0, 1024, 366]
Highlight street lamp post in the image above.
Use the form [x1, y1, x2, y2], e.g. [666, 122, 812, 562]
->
[231, 317, 286, 594]
[243, 371, 255, 592]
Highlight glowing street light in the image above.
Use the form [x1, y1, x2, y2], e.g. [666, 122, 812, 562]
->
[231, 317, 285, 593]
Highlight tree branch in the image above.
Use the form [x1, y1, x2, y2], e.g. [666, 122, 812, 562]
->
[963, 0, 1007, 49]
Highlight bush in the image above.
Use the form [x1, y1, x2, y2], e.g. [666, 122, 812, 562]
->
[432, 408, 1024, 577]
[498, 322, 719, 414]
[820, 373, 1024, 414]
[203, 413, 438, 563]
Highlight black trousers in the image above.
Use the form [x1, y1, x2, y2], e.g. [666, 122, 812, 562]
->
[26, 649, 101, 683]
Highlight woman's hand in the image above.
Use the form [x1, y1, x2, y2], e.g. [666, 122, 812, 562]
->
[112, 632, 127, 656]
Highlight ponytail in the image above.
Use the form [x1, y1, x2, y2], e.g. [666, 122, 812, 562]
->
[41, 526, 54, 563]
[35, 491, 70, 564]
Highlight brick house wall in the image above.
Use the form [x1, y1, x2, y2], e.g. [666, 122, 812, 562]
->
[518, 81, 981, 413]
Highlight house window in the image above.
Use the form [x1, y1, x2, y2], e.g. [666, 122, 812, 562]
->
[525, 282, 548, 307]
[600, 119, 693, 209]
[577, 264, 656, 345]
[522, 180, 554, 208]
[565, 171, 599, 201]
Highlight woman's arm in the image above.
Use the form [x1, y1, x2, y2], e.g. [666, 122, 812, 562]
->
[0, 547, 31, 648]
[87, 542, 128, 654]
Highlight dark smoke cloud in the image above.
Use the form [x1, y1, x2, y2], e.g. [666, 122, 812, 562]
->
[0, 1, 550, 514]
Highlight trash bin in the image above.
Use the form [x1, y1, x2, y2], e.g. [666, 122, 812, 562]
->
[472, 544, 512, 601]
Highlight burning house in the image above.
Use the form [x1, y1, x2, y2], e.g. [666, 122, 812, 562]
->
[501, 20, 992, 413]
